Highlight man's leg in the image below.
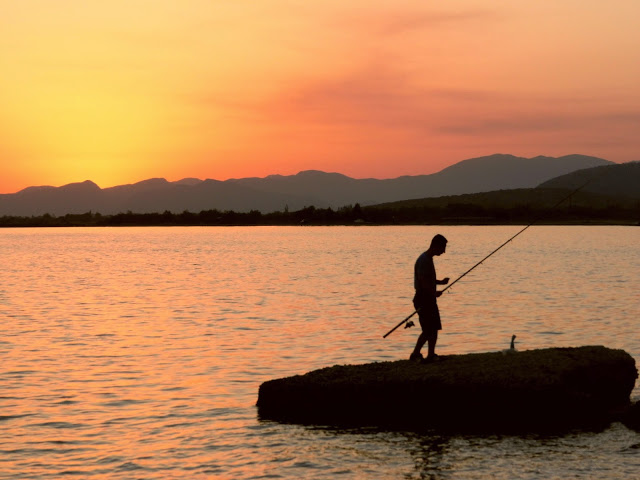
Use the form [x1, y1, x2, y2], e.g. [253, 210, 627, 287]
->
[426, 331, 438, 359]
[411, 331, 428, 360]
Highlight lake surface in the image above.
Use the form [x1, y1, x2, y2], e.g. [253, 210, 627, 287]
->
[1, 226, 639, 479]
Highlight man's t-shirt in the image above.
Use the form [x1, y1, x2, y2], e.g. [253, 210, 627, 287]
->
[414, 251, 436, 296]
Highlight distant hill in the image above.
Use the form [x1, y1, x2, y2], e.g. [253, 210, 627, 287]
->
[0, 178, 309, 217]
[372, 162, 639, 211]
[372, 188, 637, 211]
[229, 154, 611, 206]
[0, 154, 614, 216]
[537, 162, 640, 198]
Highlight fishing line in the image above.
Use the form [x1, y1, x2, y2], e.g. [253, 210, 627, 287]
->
[383, 171, 609, 339]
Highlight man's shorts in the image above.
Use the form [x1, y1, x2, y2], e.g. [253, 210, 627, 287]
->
[413, 292, 442, 334]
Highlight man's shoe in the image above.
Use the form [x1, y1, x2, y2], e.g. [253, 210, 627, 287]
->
[409, 352, 423, 362]
[421, 354, 440, 364]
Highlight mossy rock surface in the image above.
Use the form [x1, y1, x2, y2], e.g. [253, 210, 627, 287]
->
[257, 346, 637, 432]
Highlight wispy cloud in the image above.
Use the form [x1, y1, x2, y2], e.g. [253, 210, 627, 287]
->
[436, 110, 640, 135]
[339, 8, 499, 37]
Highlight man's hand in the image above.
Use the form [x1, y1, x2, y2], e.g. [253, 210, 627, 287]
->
[436, 291, 443, 297]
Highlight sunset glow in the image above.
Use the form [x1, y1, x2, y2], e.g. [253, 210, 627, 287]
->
[1, 1, 639, 193]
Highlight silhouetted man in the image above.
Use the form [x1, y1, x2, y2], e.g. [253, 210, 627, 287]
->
[410, 234, 449, 362]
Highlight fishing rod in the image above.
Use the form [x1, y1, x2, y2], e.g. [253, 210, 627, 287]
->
[383, 177, 598, 339]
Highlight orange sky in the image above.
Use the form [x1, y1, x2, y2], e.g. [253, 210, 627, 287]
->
[1, 1, 639, 193]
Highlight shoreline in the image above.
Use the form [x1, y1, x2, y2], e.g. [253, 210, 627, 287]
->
[1, 221, 636, 228]
[1, 216, 637, 228]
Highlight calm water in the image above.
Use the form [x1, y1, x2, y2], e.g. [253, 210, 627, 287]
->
[1, 226, 638, 479]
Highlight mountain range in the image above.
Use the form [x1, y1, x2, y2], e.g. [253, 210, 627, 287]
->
[1, 154, 634, 217]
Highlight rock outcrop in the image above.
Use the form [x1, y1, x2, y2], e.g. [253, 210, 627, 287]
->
[257, 346, 637, 432]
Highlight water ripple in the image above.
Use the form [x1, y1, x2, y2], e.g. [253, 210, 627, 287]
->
[0, 226, 638, 479]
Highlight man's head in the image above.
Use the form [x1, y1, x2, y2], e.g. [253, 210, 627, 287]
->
[430, 234, 448, 256]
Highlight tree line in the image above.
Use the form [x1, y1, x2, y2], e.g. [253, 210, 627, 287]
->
[0, 202, 637, 227]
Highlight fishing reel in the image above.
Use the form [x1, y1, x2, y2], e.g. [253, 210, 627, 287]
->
[404, 320, 415, 329]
